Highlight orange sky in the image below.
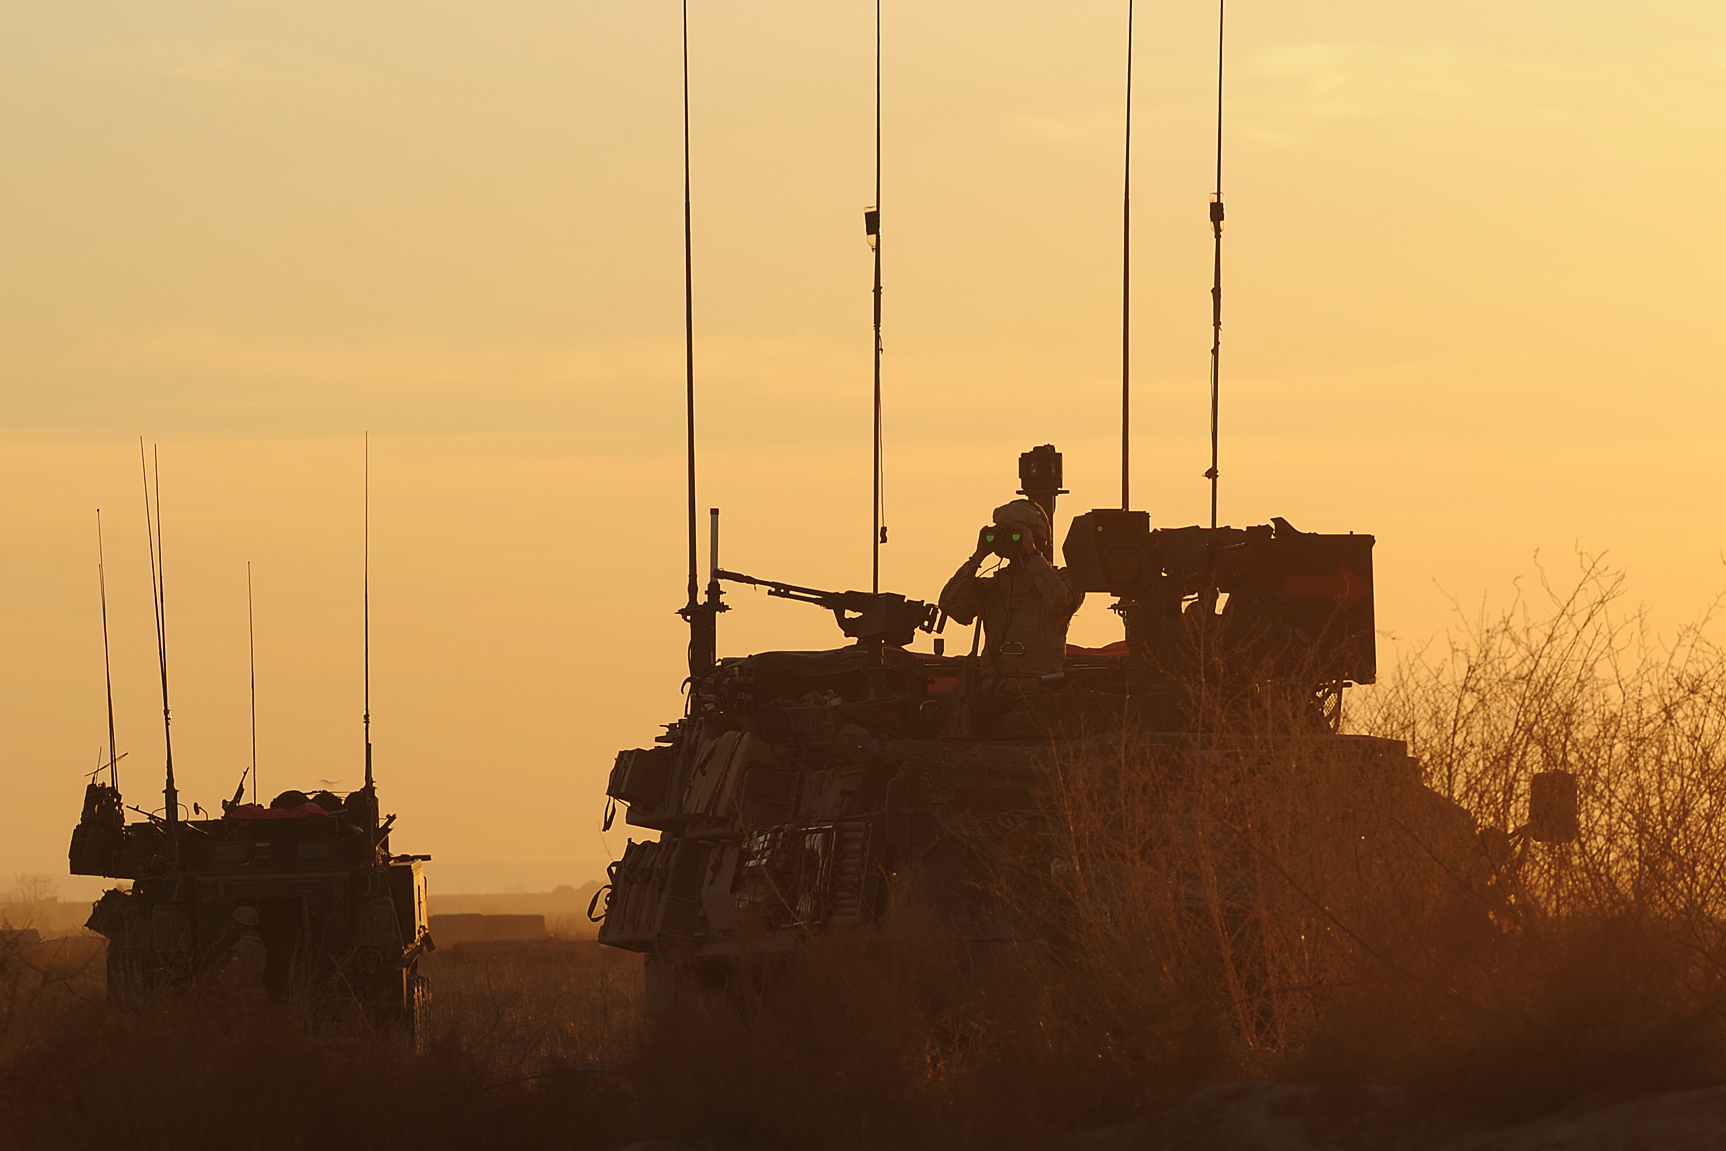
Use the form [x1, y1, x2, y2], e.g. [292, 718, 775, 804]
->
[5, 2, 1725, 895]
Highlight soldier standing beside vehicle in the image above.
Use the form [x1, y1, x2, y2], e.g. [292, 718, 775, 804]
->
[939, 499, 1083, 678]
[221, 905, 268, 998]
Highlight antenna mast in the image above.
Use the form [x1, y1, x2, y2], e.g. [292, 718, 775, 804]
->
[1204, 0, 1226, 529]
[248, 562, 258, 805]
[363, 434, 373, 794]
[683, 0, 697, 625]
[139, 441, 178, 850]
[868, 0, 884, 590]
[96, 510, 120, 791]
[677, 0, 721, 683]
[1121, 0, 1134, 510]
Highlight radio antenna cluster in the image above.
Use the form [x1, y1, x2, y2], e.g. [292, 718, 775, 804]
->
[1204, 0, 1227, 529]
[138, 441, 178, 847]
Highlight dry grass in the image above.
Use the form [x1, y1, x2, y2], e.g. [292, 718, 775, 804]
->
[7, 557, 1726, 1149]
[0, 936, 641, 1151]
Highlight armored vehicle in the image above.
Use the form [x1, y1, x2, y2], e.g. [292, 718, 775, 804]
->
[595, 446, 1481, 1005]
[71, 776, 432, 1033]
[69, 445, 432, 1036]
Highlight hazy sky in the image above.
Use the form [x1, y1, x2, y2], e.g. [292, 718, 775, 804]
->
[5, 2, 1724, 895]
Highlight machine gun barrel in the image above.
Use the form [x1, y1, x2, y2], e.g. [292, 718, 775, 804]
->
[715, 568, 839, 607]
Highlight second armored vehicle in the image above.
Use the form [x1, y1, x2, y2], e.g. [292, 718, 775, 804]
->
[72, 774, 433, 1035]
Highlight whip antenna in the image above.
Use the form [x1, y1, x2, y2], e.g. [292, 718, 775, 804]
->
[248, 561, 258, 804]
[139, 441, 178, 847]
[1121, 0, 1134, 510]
[676, 0, 721, 682]
[867, 0, 884, 590]
[363, 433, 373, 793]
[1204, 0, 1226, 528]
[684, 0, 697, 623]
[96, 510, 120, 791]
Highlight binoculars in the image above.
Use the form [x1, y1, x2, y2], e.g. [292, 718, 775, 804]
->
[981, 525, 1028, 557]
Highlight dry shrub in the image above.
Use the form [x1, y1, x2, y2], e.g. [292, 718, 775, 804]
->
[997, 703, 1482, 1121]
[1318, 554, 1726, 1101]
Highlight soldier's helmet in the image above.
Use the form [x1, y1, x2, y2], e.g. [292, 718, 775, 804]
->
[232, 906, 260, 928]
[991, 499, 1051, 545]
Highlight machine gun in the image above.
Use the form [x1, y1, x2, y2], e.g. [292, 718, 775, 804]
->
[716, 569, 939, 648]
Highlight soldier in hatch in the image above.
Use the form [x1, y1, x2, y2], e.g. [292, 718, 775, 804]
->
[939, 499, 1083, 677]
